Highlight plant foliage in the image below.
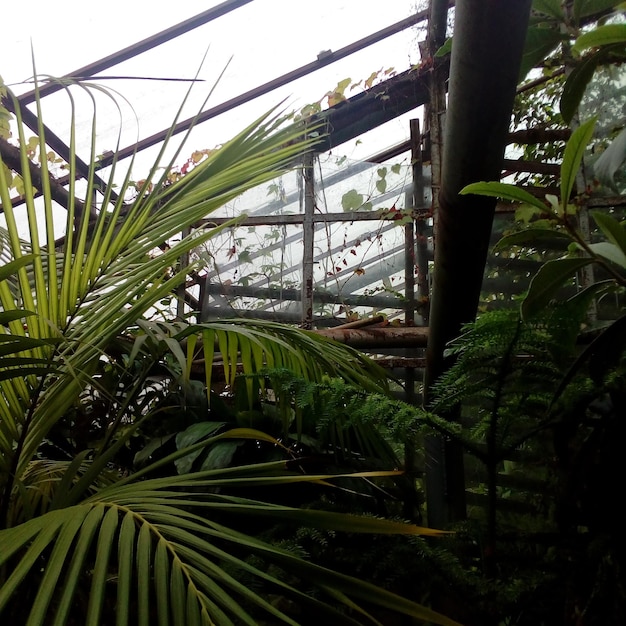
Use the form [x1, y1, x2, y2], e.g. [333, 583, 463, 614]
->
[0, 73, 458, 626]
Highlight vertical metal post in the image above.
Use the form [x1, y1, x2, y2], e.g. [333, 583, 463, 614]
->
[423, 0, 451, 530]
[404, 224, 416, 327]
[423, 0, 448, 232]
[301, 152, 315, 329]
[404, 203, 417, 412]
[401, 118, 426, 521]
[177, 227, 190, 320]
[412, 118, 431, 327]
[199, 276, 209, 322]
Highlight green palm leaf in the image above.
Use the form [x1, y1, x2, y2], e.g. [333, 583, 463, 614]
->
[0, 469, 458, 626]
[0, 75, 321, 482]
[0, 71, 454, 625]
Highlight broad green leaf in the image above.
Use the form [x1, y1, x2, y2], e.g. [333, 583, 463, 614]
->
[574, 0, 623, 22]
[592, 210, 626, 259]
[532, 0, 565, 19]
[560, 117, 596, 208]
[594, 127, 626, 192]
[568, 278, 616, 306]
[199, 441, 242, 471]
[572, 23, 626, 53]
[176, 422, 226, 449]
[175, 422, 227, 474]
[587, 241, 626, 268]
[435, 37, 453, 57]
[519, 27, 564, 81]
[494, 228, 572, 252]
[522, 257, 594, 319]
[119, 428, 284, 485]
[461, 181, 550, 213]
[341, 189, 364, 211]
[560, 50, 605, 124]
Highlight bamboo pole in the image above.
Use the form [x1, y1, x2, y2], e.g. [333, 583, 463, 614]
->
[314, 326, 428, 348]
[423, 0, 533, 528]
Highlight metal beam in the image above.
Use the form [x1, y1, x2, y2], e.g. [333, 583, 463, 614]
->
[90, 8, 437, 170]
[17, 0, 255, 105]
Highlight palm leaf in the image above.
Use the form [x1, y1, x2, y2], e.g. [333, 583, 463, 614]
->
[0, 75, 321, 484]
[0, 466, 458, 626]
[0, 71, 455, 626]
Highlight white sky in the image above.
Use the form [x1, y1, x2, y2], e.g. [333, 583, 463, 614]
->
[2, 0, 425, 171]
[1, 1, 428, 319]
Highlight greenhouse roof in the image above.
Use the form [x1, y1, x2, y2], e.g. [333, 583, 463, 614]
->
[3, 0, 430, 176]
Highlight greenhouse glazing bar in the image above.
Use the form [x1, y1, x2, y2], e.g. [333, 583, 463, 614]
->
[82, 8, 439, 171]
[17, 0, 255, 105]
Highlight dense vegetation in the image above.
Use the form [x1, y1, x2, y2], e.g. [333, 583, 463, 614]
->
[0, 1, 624, 625]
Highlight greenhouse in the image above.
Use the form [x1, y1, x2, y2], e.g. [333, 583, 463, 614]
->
[1, 1, 625, 624]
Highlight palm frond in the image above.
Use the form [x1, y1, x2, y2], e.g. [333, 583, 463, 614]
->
[0, 75, 321, 480]
[0, 462, 458, 626]
[0, 71, 456, 626]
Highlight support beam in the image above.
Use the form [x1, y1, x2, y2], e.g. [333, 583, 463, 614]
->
[17, 0, 255, 105]
[88, 9, 440, 170]
[315, 326, 428, 348]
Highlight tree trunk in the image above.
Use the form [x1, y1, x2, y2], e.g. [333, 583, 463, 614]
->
[424, 0, 533, 528]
